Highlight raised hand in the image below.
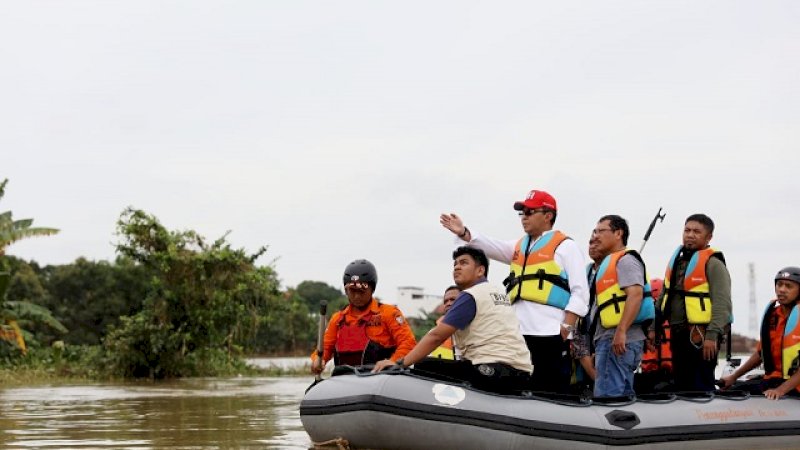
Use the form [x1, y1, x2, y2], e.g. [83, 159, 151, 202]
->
[440, 213, 465, 236]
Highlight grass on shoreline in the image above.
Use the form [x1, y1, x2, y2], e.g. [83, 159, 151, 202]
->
[0, 346, 311, 387]
[0, 364, 311, 387]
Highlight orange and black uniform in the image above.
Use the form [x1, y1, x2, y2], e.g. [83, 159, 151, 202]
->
[313, 298, 416, 366]
[641, 325, 672, 374]
[757, 302, 800, 394]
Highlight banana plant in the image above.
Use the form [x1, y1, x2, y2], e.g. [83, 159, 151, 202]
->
[0, 178, 61, 353]
[0, 179, 59, 257]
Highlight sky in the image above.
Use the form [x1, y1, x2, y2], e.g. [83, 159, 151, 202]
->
[2, 2, 798, 338]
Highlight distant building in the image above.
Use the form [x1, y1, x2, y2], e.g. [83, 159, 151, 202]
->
[383, 286, 443, 319]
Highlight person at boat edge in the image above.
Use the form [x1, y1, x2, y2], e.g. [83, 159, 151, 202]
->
[311, 259, 416, 374]
[373, 247, 532, 394]
[657, 213, 732, 392]
[635, 277, 675, 393]
[428, 285, 462, 360]
[570, 237, 605, 394]
[440, 188, 589, 394]
[584, 215, 654, 397]
[720, 267, 800, 400]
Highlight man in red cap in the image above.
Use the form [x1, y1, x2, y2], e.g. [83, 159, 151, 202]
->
[440, 189, 589, 393]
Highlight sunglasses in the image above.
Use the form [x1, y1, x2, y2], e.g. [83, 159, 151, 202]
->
[518, 208, 547, 217]
[345, 281, 371, 291]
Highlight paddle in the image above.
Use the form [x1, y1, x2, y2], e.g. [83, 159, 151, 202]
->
[314, 300, 328, 382]
[637, 208, 668, 385]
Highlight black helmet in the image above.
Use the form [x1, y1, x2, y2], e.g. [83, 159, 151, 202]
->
[343, 259, 378, 291]
[775, 266, 800, 286]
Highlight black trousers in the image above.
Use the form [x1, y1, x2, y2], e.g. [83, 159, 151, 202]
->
[670, 326, 718, 392]
[412, 358, 531, 395]
[524, 334, 573, 394]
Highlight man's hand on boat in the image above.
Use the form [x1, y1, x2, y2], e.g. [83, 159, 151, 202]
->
[718, 374, 735, 390]
[764, 387, 789, 400]
[372, 359, 401, 373]
[311, 357, 324, 374]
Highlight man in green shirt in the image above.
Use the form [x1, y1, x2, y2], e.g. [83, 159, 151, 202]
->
[658, 214, 731, 392]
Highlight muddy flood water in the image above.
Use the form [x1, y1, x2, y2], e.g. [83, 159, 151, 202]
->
[0, 359, 314, 449]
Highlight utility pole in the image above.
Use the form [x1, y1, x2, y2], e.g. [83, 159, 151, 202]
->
[749, 262, 757, 336]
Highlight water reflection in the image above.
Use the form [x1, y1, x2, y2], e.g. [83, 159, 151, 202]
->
[0, 376, 314, 449]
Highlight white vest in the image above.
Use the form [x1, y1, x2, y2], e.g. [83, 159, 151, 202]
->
[454, 281, 533, 373]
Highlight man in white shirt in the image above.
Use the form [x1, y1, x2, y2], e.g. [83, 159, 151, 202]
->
[440, 189, 589, 393]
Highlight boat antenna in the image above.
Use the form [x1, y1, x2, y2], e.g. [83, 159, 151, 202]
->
[639, 207, 666, 254]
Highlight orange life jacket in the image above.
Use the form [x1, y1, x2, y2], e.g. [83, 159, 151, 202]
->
[334, 310, 396, 365]
[592, 249, 655, 328]
[640, 322, 672, 373]
[761, 301, 800, 380]
[661, 246, 725, 324]
[504, 230, 571, 309]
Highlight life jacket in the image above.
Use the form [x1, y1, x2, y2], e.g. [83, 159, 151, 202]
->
[428, 316, 456, 360]
[661, 246, 725, 325]
[641, 322, 672, 373]
[760, 302, 800, 380]
[592, 249, 655, 329]
[503, 230, 571, 309]
[334, 310, 396, 366]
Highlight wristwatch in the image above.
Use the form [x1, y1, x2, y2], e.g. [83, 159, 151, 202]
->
[395, 358, 405, 368]
[561, 323, 576, 333]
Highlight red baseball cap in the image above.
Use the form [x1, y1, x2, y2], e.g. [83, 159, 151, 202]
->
[513, 189, 557, 211]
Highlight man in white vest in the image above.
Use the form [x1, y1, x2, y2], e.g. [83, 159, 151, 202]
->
[373, 247, 532, 394]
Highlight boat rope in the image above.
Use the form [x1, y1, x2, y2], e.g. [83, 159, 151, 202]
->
[320, 365, 753, 407]
[312, 437, 351, 450]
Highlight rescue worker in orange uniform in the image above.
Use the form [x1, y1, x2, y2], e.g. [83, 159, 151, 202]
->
[311, 259, 416, 374]
[635, 278, 674, 393]
[720, 267, 800, 400]
[641, 279, 672, 373]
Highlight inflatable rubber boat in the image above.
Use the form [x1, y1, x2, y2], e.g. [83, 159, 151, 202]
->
[301, 367, 800, 449]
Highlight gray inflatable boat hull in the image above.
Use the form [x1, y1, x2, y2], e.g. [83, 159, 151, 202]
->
[301, 371, 800, 449]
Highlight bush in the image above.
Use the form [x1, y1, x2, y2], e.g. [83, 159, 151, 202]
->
[0, 343, 107, 384]
[104, 208, 286, 379]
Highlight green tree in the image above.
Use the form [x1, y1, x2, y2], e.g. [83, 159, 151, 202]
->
[104, 208, 276, 378]
[4, 260, 67, 348]
[37, 257, 148, 345]
[0, 178, 60, 355]
[233, 282, 315, 355]
[233, 268, 315, 356]
[293, 280, 347, 313]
